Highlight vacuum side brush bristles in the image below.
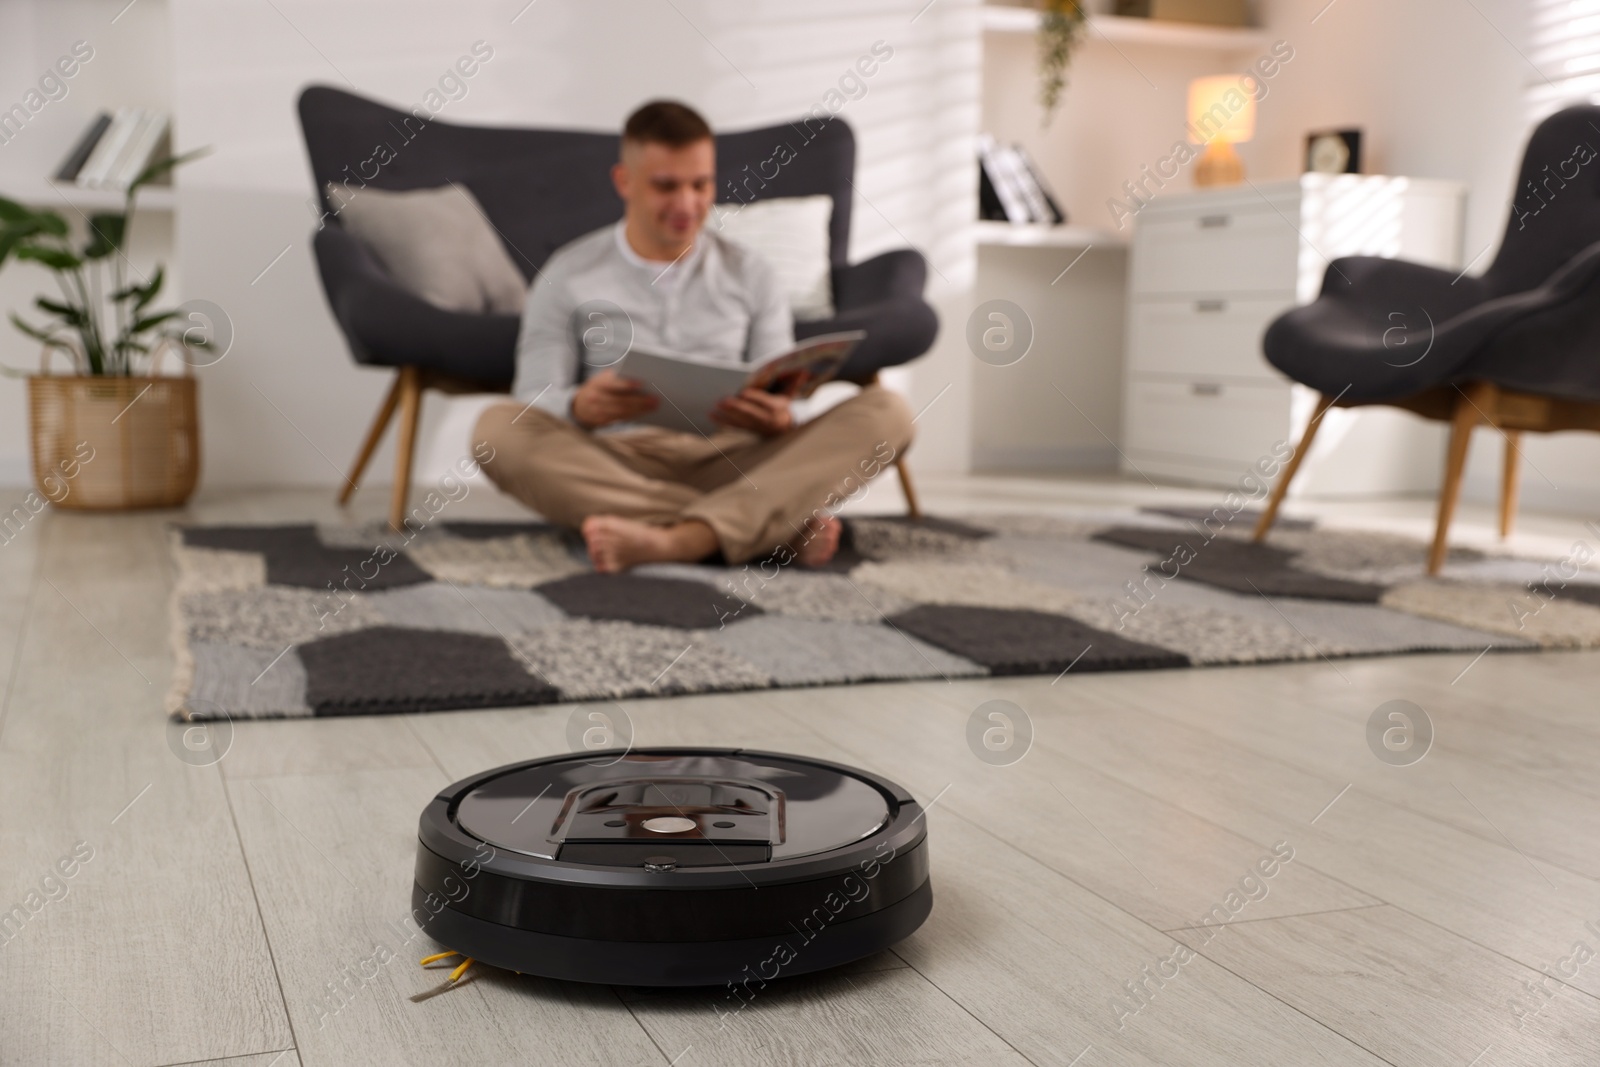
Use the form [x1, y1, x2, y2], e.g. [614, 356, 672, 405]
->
[419, 951, 475, 982]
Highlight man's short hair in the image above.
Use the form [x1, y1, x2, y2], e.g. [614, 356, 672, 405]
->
[622, 100, 713, 150]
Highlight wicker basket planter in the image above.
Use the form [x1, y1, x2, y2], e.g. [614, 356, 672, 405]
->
[27, 370, 199, 510]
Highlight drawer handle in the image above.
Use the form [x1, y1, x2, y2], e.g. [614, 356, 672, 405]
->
[1198, 214, 1231, 229]
[1191, 382, 1223, 397]
[1195, 299, 1227, 313]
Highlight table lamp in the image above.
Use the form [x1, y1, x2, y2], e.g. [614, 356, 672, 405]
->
[1187, 74, 1256, 187]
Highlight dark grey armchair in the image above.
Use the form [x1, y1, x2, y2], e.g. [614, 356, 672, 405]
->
[296, 85, 939, 529]
[1254, 104, 1600, 573]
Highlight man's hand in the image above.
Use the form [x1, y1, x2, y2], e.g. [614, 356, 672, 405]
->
[572, 369, 659, 429]
[712, 388, 794, 436]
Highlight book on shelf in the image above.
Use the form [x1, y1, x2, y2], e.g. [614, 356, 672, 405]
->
[113, 112, 169, 187]
[52, 109, 173, 192]
[1014, 145, 1067, 225]
[52, 112, 112, 183]
[75, 107, 135, 188]
[976, 136, 1067, 226]
[978, 135, 1030, 223]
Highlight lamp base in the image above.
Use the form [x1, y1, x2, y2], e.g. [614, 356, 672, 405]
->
[1194, 141, 1244, 187]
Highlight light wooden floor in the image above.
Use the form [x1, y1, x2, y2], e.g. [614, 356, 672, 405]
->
[4, 474, 1600, 1066]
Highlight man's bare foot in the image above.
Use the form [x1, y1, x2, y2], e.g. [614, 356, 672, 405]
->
[794, 514, 842, 567]
[582, 516, 718, 573]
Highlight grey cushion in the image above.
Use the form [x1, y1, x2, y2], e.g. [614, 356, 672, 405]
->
[332, 183, 527, 314]
[710, 195, 835, 320]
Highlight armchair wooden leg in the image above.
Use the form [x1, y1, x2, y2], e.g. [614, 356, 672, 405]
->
[337, 372, 404, 506]
[1253, 393, 1336, 542]
[1500, 430, 1522, 540]
[389, 366, 424, 532]
[1429, 384, 1493, 575]
[894, 455, 922, 519]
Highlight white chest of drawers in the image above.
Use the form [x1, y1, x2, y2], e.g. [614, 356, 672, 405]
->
[1121, 174, 1466, 489]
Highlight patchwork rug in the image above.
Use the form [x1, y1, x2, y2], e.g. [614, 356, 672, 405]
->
[167, 510, 1600, 720]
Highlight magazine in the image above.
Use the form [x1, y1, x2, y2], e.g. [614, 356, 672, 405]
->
[615, 331, 865, 434]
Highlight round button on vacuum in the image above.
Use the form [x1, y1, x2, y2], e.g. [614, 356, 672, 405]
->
[642, 816, 696, 834]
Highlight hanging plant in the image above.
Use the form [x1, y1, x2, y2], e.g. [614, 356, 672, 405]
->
[1038, 0, 1088, 125]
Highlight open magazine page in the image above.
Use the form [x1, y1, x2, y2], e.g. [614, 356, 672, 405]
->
[743, 332, 865, 398]
[616, 331, 865, 434]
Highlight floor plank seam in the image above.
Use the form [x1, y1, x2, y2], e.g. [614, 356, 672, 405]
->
[220, 769, 304, 1064]
[153, 1048, 297, 1067]
[402, 714, 455, 780]
[1374, 899, 1600, 1012]
[1133, 699, 1600, 885]
[1161, 902, 1390, 934]
[913, 805, 1393, 1066]
[1176, 936, 1405, 1067]
[1018, 730, 1409, 920]
[220, 756, 443, 783]
[862, 952, 1047, 1067]
[616, 994, 681, 1066]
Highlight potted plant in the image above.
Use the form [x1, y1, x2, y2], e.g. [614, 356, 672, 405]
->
[0, 149, 207, 509]
[1038, 0, 1089, 124]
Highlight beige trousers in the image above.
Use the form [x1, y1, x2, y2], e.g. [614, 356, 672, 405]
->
[473, 385, 915, 564]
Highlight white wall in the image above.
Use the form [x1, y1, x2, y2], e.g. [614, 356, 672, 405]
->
[165, 0, 979, 489]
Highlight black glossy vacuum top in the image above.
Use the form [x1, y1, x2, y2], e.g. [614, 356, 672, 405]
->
[414, 747, 934, 985]
[455, 751, 893, 870]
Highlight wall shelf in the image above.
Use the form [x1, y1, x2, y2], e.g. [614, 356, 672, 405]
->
[0, 176, 174, 214]
[0, 117, 175, 214]
[974, 220, 1125, 248]
[981, 6, 1271, 51]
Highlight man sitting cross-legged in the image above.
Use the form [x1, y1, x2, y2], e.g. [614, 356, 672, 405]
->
[474, 99, 913, 572]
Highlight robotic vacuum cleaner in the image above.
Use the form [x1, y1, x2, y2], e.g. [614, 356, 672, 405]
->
[412, 747, 932, 986]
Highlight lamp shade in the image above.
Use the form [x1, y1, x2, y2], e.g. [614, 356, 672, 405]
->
[1187, 75, 1256, 144]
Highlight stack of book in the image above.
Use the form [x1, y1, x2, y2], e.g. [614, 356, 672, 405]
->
[978, 135, 1066, 225]
[52, 109, 171, 192]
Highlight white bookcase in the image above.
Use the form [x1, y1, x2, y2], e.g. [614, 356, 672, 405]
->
[1120, 173, 1466, 491]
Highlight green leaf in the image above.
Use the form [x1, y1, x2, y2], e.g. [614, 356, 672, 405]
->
[128, 147, 210, 197]
[16, 245, 81, 271]
[0, 201, 70, 237]
[34, 297, 85, 324]
[136, 266, 165, 310]
[83, 213, 126, 260]
[113, 266, 164, 311]
[32, 210, 68, 238]
[0, 230, 24, 269]
[9, 312, 64, 344]
[130, 310, 179, 333]
[0, 219, 47, 266]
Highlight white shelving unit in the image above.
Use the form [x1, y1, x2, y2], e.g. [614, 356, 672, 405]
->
[980, 5, 1270, 51]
